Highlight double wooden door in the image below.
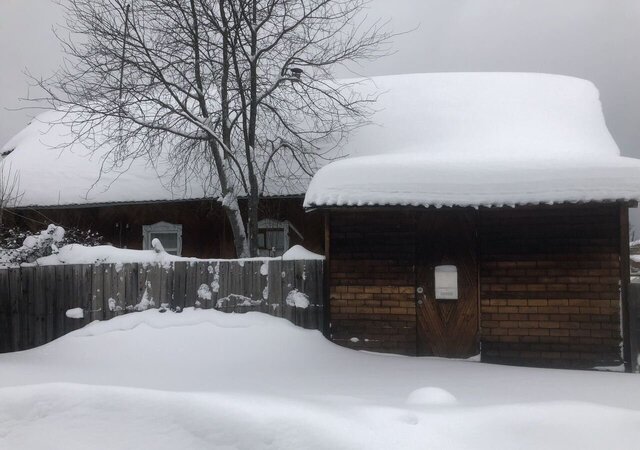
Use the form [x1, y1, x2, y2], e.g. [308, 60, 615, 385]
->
[415, 210, 479, 358]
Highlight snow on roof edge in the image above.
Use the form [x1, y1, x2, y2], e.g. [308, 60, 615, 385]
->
[9, 192, 306, 210]
[304, 198, 638, 210]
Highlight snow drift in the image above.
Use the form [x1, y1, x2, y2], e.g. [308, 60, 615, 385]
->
[1, 309, 640, 449]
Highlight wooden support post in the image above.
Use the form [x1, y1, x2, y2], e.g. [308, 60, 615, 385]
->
[620, 204, 632, 372]
[323, 211, 331, 338]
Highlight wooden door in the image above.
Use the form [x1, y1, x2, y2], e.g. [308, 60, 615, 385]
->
[415, 210, 479, 358]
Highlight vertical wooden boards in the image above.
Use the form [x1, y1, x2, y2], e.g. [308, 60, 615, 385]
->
[0, 259, 326, 354]
[62, 265, 77, 334]
[189, 262, 209, 309]
[0, 269, 11, 353]
[54, 265, 65, 339]
[254, 260, 269, 314]
[267, 259, 283, 317]
[32, 266, 47, 347]
[91, 265, 104, 322]
[217, 261, 231, 304]
[8, 268, 22, 351]
[20, 266, 35, 349]
[102, 264, 115, 320]
[44, 265, 56, 342]
[620, 204, 632, 372]
[185, 262, 198, 309]
[281, 260, 297, 325]
[123, 263, 138, 311]
[629, 283, 640, 373]
[173, 262, 188, 310]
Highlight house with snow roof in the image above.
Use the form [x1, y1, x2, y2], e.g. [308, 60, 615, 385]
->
[3, 72, 640, 368]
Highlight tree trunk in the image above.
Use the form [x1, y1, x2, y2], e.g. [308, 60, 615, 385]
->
[224, 196, 250, 258]
[247, 184, 260, 256]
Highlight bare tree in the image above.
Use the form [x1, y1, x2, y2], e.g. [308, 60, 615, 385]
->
[0, 159, 23, 226]
[34, 0, 390, 257]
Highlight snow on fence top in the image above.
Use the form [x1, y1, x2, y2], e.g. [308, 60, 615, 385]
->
[304, 72, 640, 208]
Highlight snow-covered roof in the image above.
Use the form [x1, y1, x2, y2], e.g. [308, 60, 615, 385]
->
[5, 72, 640, 209]
[1, 110, 213, 207]
[304, 72, 640, 209]
[0, 110, 308, 208]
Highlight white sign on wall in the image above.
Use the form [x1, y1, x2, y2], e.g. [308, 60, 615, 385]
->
[435, 265, 458, 300]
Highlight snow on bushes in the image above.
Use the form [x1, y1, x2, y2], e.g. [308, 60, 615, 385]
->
[0, 224, 65, 265]
[0, 224, 104, 265]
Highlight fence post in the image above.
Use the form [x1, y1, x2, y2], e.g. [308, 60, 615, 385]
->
[630, 282, 640, 373]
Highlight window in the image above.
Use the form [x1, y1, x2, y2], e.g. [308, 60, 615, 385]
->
[143, 222, 183, 255]
[256, 219, 302, 257]
[435, 265, 458, 300]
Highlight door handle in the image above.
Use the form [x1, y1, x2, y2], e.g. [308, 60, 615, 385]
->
[416, 286, 424, 305]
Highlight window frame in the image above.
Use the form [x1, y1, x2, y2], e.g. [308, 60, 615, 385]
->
[256, 219, 302, 257]
[142, 221, 183, 256]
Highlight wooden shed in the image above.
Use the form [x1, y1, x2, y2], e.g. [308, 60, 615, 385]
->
[304, 73, 640, 369]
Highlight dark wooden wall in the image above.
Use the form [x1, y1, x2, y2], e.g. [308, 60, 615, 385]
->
[479, 204, 624, 368]
[328, 212, 417, 355]
[9, 197, 324, 259]
[326, 203, 626, 368]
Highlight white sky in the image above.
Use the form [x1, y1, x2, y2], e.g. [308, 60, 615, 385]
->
[1, 0, 640, 227]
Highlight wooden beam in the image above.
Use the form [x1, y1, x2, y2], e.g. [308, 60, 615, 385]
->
[620, 204, 632, 372]
[323, 211, 331, 338]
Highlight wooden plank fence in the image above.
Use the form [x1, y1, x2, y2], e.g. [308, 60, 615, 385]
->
[0, 259, 324, 353]
[630, 282, 640, 373]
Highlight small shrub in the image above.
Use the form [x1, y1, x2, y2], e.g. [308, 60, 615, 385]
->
[0, 224, 104, 265]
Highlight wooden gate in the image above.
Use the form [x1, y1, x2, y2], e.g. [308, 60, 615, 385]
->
[415, 210, 479, 357]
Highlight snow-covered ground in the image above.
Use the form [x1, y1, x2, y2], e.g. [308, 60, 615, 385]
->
[1, 309, 639, 449]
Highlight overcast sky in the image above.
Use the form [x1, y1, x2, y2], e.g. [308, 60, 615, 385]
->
[1, 0, 640, 224]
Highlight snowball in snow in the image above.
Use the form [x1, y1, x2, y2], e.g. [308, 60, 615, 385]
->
[285, 289, 310, 308]
[406, 387, 458, 406]
[65, 308, 84, 320]
[350, 337, 360, 343]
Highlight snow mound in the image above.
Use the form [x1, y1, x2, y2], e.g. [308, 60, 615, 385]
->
[2, 308, 640, 449]
[68, 307, 282, 337]
[406, 387, 458, 406]
[282, 245, 325, 260]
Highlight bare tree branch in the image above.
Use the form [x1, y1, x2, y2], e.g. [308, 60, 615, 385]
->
[31, 0, 392, 256]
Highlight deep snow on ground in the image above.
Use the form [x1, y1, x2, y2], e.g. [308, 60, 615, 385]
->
[1, 309, 640, 449]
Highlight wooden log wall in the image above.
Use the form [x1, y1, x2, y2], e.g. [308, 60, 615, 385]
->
[328, 212, 417, 355]
[0, 259, 324, 353]
[479, 204, 624, 368]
